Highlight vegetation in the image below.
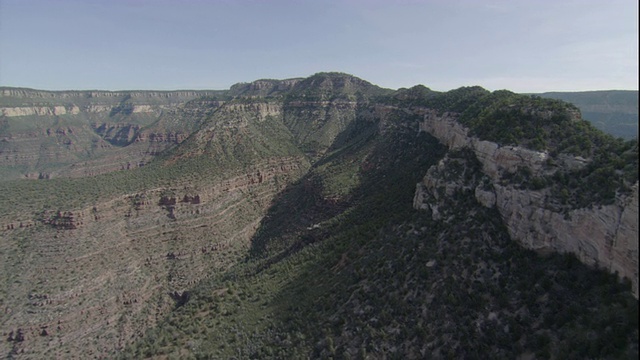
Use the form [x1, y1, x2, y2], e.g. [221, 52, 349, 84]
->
[537, 90, 638, 140]
[1, 74, 637, 358]
[284, 72, 394, 102]
[119, 107, 637, 359]
[409, 87, 639, 208]
[542, 139, 638, 208]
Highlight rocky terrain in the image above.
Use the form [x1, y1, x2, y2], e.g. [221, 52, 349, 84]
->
[415, 109, 638, 296]
[0, 88, 226, 179]
[0, 73, 637, 358]
[1, 157, 305, 358]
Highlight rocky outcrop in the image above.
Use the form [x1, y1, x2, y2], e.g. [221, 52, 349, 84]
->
[418, 110, 551, 178]
[224, 102, 283, 122]
[42, 211, 84, 230]
[92, 123, 140, 145]
[493, 183, 638, 284]
[90, 123, 189, 146]
[1, 105, 81, 117]
[416, 110, 639, 297]
[229, 78, 303, 97]
[0, 155, 307, 358]
[182, 195, 201, 204]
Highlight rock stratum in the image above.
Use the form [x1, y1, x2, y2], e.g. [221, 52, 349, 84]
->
[414, 110, 638, 296]
[0, 88, 225, 179]
[1, 157, 305, 358]
[0, 73, 637, 358]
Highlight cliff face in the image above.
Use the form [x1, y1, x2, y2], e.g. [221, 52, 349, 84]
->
[0, 76, 384, 357]
[0, 157, 307, 358]
[1, 105, 81, 117]
[229, 78, 303, 97]
[0, 88, 223, 105]
[415, 110, 639, 297]
[0, 89, 224, 179]
[1, 76, 637, 359]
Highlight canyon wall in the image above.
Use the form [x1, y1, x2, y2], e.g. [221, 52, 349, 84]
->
[0, 89, 224, 179]
[0, 157, 306, 358]
[415, 110, 639, 297]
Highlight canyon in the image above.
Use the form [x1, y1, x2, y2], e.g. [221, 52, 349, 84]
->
[0, 73, 637, 358]
[0, 88, 225, 179]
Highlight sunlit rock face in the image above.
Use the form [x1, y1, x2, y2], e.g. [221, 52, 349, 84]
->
[416, 111, 639, 297]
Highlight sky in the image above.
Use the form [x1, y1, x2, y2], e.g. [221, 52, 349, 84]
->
[0, 0, 637, 93]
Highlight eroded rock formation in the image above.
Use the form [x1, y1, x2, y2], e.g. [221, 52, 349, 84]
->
[0, 89, 224, 179]
[0, 157, 307, 358]
[415, 110, 639, 297]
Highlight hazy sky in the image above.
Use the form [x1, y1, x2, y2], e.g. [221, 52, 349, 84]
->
[0, 0, 637, 92]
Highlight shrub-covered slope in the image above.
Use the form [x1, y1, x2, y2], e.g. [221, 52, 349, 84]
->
[1, 74, 637, 359]
[120, 98, 637, 359]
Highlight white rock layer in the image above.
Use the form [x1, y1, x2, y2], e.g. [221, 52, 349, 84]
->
[416, 110, 639, 297]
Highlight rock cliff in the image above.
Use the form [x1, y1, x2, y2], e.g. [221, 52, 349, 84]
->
[0, 157, 307, 358]
[0, 89, 225, 179]
[0, 87, 223, 104]
[1, 75, 636, 358]
[415, 110, 639, 297]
